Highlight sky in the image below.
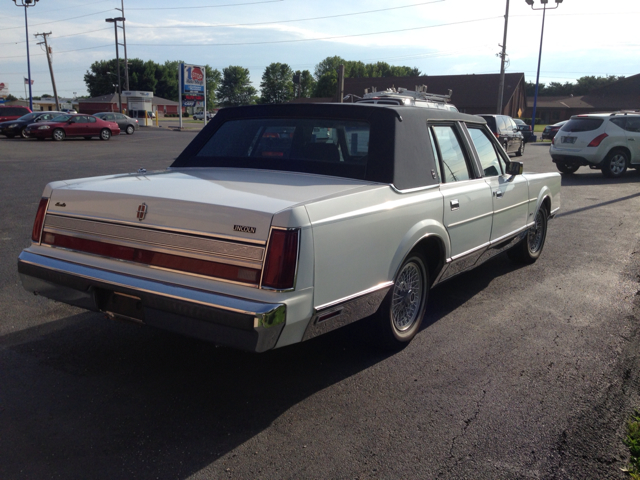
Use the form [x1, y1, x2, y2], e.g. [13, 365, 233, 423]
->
[0, 0, 637, 100]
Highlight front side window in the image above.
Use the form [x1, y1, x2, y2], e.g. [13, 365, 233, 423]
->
[430, 125, 470, 183]
[467, 126, 505, 177]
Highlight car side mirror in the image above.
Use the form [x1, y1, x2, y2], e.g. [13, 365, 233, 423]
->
[506, 161, 523, 176]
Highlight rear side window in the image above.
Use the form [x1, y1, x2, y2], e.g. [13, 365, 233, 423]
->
[430, 125, 470, 183]
[610, 117, 640, 133]
[481, 116, 497, 133]
[562, 118, 604, 132]
[467, 127, 504, 177]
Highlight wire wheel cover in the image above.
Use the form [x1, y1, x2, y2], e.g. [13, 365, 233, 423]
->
[391, 261, 423, 332]
[528, 210, 545, 253]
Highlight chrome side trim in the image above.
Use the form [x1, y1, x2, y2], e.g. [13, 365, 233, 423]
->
[44, 214, 265, 263]
[390, 183, 440, 194]
[493, 199, 530, 215]
[489, 223, 530, 246]
[42, 211, 266, 245]
[302, 283, 392, 342]
[447, 210, 493, 228]
[315, 282, 394, 311]
[550, 206, 560, 217]
[450, 241, 491, 262]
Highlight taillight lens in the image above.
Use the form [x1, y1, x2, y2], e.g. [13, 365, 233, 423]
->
[551, 136, 555, 145]
[262, 229, 299, 290]
[588, 133, 608, 147]
[494, 132, 500, 139]
[31, 197, 49, 243]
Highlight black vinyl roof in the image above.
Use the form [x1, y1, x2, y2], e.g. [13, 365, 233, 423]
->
[171, 103, 486, 190]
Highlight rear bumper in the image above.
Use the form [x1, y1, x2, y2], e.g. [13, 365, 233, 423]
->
[550, 154, 600, 167]
[18, 250, 286, 352]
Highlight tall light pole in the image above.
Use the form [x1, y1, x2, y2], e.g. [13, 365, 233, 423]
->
[116, 0, 129, 91]
[105, 17, 125, 113]
[526, 0, 563, 141]
[496, 0, 510, 114]
[13, 0, 40, 111]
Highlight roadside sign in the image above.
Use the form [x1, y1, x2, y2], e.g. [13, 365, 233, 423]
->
[181, 64, 205, 94]
[0, 82, 8, 98]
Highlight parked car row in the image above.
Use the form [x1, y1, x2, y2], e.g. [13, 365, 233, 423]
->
[0, 109, 139, 141]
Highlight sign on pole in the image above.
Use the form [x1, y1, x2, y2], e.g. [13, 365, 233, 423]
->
[0, 82, 9, 99]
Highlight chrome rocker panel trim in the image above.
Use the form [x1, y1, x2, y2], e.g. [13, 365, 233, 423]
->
[18, 250, 285, 353]
[302, 282, 393, 342]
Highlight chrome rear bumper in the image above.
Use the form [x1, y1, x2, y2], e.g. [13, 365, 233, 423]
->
[18, 251, 286, 352]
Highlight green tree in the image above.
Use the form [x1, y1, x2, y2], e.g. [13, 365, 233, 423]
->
[294, 70, 316, 98]
[525, 75, 625, 97]
[216, 66, 257, 107]
[314, 55, 346, 80]
[204, 65, 222, 110]
[5, 94, 18, 101]
[259, 62, 294, 104]
[84, 58, 160, 97]
[313, 70, 338, 98]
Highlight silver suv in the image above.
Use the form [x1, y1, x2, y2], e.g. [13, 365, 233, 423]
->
[549, 112, 640, 177]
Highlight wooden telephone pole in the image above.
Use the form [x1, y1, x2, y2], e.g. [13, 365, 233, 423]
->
[34, 32, 60, 111]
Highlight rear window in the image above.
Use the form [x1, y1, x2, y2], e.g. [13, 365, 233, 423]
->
[197, 118, 370, 165]
[561, 118, 604, 132]
[0, 107, 30, 116]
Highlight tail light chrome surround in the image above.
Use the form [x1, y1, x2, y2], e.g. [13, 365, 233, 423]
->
[31, 197, 49, 244]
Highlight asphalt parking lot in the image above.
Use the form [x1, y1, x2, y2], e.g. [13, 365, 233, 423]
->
[1, 132, 640, 479]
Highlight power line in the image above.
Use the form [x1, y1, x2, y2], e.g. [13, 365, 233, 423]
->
[0, 9, 116, 31]
[128, 0, 284, 10]
[0, 27, 112, 46]
[0, 44, 113, 59]
[129, 16, 502, 47]
[129, 1, 446, 29]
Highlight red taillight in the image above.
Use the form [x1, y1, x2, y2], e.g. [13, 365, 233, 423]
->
[494, 132, 500, 138]
[31, 197, 49, 243]
[551, 136, 555, 145]
[588, 133, 608, 147]
[262, 229, 299, 290]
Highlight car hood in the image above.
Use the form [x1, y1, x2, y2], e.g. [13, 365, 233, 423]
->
[46, 167, 378, 242]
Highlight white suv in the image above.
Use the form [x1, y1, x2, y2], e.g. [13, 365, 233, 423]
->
[549, 113, 640, 177]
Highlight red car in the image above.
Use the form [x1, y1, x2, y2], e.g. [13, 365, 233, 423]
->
[0, 105, 32, 122]
[24, 113, 120, 141]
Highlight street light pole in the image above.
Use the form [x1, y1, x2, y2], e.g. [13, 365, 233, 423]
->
[105, 17, 125, 113]
[526, 0, 563, 141]
[496, 0, 510, 114]
[116, 0, 129, 91]
[13, 0, 40, 111]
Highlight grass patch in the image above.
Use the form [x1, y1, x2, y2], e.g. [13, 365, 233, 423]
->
[623, 410, 640, 478]
[534, 124, 548, 133]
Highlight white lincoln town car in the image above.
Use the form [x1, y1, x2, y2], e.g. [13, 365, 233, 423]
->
[18, 104, 561, 352]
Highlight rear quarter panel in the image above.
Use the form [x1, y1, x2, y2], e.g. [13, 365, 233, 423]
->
[304, 185, 448, 309]
[523, 171, 561, 218]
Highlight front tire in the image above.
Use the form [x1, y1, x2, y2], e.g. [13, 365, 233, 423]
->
[125, 125, 134, 135]
[508, 206, 548, 264]
[20, 127, 28, 139]
[601, 150, 628, 178]
[556, 162, 580, 174]
[372, 254, 428, 349]
[100, 129, 111, 141]
[52, 129, 65, 141]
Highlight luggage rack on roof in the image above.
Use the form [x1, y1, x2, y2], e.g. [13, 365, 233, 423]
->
[347, 85, 457, 111]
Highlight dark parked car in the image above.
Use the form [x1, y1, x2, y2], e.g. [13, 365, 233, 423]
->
[0, 111, 62, 138]
[514, 118, 533, 143]
[541, 120, 568, 140]
[94, 112, 139, 135]
[0, 105, 32, 122]
[477, 114, 525, 156]
[24, 113, 120, 141]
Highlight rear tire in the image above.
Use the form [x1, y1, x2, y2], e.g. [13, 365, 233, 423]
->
[52, 129, 65, 141]
[556, 162, 580, 174]
[508, 206, 548, 264]
[100, 129, 111, 141]
[601, 150, 628, 178]
[20, 127, 28, 139]
[515, 140, 524, 157]
[371, 254, 428, 350]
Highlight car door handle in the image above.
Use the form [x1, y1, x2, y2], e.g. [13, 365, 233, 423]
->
[450, 199, 460, 211]
[494, 190, 503, 198]
[629, 138, 635, 141]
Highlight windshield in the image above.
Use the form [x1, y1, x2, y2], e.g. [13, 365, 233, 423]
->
[49, 114, 72, 122]
[17, 112, 40, 121]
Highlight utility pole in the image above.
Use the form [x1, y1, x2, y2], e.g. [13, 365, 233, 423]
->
[496, 0, 510, 114]
[116, 0, 129, 91]
[337, 65, 345, 103]
[34, 31, 60, 111]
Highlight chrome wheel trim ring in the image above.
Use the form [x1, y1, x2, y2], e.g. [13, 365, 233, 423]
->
[126, 125, 134, 134]
[528, 210, 545, 253]
[391, 261, 423, 332]
[609, 154, 626, 175]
